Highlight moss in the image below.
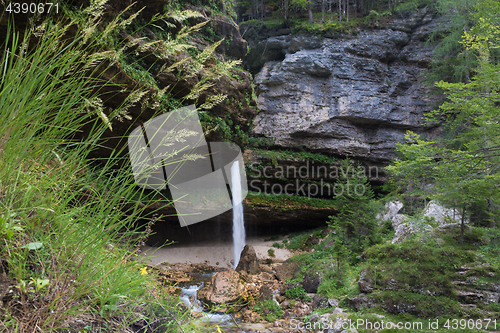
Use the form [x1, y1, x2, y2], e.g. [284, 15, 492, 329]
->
[252, 148, 338, 164]
[362, 239, 474, 297]
[369, 290, 463, 318]
[246, 191, 337, 209]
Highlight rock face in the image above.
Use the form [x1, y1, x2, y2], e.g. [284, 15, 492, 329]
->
[250, 12, 441, 166]
[236, 245, 260, 275]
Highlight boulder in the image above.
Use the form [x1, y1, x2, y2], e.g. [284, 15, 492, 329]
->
[236, 245, 260, 275]
[423, 200, 467, 226]
[376, 200, 404, 222]
[392, 220, 433, 244]
[274, 261, 302, 282]
[260, 285, 274, 301]
[358, 269, 374, 293]
[312, 295, 338, 309]
[302, 272, 322, 293]
[211, 14, 248, 59]
[201, 270, 245, 304]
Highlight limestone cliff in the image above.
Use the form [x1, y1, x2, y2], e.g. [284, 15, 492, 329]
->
[247, 8, 442, 168]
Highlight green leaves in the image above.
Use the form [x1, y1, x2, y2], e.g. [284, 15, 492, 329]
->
[23, 242, 44, 250]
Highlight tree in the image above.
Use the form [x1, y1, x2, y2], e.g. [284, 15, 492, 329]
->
[388, 0, 500, 240]
[328, 159, 379, 255]
[427, 0, 481, 83]
[278, 0, 311, 24]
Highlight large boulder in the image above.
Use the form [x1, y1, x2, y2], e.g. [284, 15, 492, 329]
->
[236, 244, 260, 275]
[274, 261, 302, 282]
[423, 200, 467, 226]
[201, 270, 246, 305]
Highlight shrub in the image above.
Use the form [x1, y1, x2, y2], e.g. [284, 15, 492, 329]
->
[285, 284, 307, 300]
[250, 300, 283, 321]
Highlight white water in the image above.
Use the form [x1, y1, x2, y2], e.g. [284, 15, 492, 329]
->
[179, 283, 232, 323]
[231, 161, 245, 270]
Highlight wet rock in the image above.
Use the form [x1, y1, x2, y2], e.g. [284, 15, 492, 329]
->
[259, 264, 275, 275]
[238, 270, 251, 283]
[258, 271, 276, 282]
[236, 245, 260, 275]
[290, 300, 311, 317]
[240, 309, 261, 323]
[201, 270, 245, 304]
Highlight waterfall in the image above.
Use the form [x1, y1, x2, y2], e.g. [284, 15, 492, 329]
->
[231, 160, 245, 270]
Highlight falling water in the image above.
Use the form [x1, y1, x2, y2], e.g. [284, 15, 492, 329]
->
[231, 160, 245, 269]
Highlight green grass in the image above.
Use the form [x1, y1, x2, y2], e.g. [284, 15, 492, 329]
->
[0, 13, 199, 333]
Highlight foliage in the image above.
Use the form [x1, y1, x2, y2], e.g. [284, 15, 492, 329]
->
[0, 1, 245, 330]
[284, 284, 307, 300]
[427, 0, 500, 83]
[252, 148, 338, 164]
[246, 191, 337, 209]
[327, 159, 380, 257]
[250, 299, 283, 321]
[389, 0, 500, 240]
[272, 241, 284, 248]
[363, 9, 392, 27]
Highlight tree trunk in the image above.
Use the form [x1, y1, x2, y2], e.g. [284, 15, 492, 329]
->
[346, 0, 349, 24]
[488, 196, 494, 228]
[322, 0, 326, 21]
[460, 205, 466, 244]
[308, 4, 313, 23]
[339, 0, 342, 23]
